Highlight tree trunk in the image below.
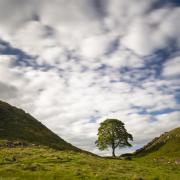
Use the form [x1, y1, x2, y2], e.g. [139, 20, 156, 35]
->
[112, 147, 116, 157]
[111, 123, 116, 157]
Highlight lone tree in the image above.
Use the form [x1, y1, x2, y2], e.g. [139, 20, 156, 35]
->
[95, 119, 133, 157]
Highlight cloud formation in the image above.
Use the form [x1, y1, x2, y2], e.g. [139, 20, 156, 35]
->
[0, 0, 180, 155]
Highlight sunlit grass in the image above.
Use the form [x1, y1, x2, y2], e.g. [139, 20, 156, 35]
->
[0, 146, 179, 180]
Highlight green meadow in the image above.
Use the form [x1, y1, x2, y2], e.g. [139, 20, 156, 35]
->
[0, 145, 180, 180]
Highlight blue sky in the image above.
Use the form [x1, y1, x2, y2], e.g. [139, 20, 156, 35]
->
[0, 0, 180, 155]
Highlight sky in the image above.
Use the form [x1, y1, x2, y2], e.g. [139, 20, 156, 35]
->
[0, 0, 180, 156]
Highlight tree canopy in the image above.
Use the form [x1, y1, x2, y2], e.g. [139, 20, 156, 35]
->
[95, 119, 133, 157]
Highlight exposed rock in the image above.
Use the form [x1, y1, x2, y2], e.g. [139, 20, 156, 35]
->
[175, 159, 180, 165]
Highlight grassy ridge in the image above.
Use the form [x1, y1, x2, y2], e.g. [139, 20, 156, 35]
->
[133, 127, 180, 158]
[0, 100, 78, 151]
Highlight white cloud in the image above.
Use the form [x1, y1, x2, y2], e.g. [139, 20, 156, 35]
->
[80, 34, 116, 59]
[0, 55, 19, 84]
[0, 0, 36, 32]
[122, 6, 180, 56]
[102, 46, 144, 68]
[163, 56, 180, 77]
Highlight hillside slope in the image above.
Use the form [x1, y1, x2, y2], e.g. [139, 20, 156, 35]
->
[0, 100, 78, 151]
[133, 127, 180, 158]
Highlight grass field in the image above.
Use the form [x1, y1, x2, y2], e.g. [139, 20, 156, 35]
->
[0, 145, 180, 180]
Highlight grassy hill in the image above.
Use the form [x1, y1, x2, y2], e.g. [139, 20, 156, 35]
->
[133, 127, 180, 159]
[0, 100, 180, 179]
[0, 100, 78, 151]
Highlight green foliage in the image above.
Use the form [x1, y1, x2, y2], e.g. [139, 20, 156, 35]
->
[0, 100, 78, 151]
[96, 119, 133, 156]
